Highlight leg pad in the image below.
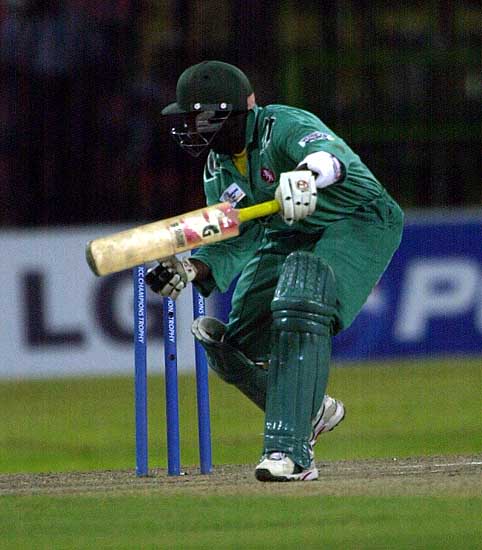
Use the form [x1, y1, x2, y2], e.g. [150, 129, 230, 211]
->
[264, 252, 337, 468]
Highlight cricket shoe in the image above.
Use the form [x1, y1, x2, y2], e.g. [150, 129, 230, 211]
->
[309, 395, 345, 458]
[255, 452, 319, 482]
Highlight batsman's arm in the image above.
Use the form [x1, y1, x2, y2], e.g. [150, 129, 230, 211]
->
[190, 218, 267, 295]
[190, 258, 211, 281]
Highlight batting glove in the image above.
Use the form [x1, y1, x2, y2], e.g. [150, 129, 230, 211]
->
[275, 170, 317, 225]
[145, 256, 197, 300]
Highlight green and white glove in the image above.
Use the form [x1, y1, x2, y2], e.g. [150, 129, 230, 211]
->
[275, 170, 317, 225]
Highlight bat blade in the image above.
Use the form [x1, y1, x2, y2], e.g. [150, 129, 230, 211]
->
[86, 202, 240, 276]
[86, 199, 280, 277]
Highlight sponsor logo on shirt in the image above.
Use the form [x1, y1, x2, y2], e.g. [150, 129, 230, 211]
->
[219, 183, 246, 206]
[261, 167, 276, 184]
[298, 131, 335, 147]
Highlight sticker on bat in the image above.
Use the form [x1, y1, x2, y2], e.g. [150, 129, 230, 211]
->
[169, 205, 239, 251]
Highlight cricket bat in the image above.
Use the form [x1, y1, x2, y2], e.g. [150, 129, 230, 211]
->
[86, 199, 280, 276]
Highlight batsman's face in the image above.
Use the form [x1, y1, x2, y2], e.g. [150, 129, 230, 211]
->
[168, 109, 248, 157]
[167, 108, 229, 157]
[209, 112, 249, 155]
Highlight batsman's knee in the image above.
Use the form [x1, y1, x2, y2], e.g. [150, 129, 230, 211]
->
[191, 316, 226, 347]
[191, 316, 255, 384]
[191, 316, 234, 381]
[191, 316, 267, 409]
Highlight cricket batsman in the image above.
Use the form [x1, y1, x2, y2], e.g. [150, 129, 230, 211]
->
[145, 61, 404, 481]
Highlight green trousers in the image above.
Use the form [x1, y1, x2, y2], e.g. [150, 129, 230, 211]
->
[206, 191, 403, 466]
[225, 193, 404, 360]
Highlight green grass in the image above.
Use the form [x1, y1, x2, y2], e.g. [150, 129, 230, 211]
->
[1, 358, 480, 473]
[1, 359, 481, 549]
[2, 494, 482, 549]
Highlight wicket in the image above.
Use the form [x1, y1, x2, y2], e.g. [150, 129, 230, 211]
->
[133, 264, 212, 477]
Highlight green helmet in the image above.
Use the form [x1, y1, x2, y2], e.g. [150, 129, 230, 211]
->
[162, 61, 253, 157]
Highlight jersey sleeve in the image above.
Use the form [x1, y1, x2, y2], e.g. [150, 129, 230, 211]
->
[277, 110, 353, 176]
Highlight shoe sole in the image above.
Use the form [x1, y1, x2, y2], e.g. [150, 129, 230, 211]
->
[255, 467, 319, 482]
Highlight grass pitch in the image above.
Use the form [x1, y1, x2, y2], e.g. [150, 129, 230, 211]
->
[1, 358, 481, 549]
[3, 494, 482, 549]
[1, 358, 480, 473]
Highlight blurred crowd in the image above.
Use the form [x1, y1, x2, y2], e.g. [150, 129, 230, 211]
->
[0, 0, 202, 226]
[0, 1, 480, 227]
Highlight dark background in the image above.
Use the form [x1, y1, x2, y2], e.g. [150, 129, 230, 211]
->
[1, 0, 480, 226]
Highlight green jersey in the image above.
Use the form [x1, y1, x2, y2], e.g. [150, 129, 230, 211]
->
[194, 103, 388, 293]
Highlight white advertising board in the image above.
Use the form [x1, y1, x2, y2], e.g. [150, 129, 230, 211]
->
[0, 227, 204, 379]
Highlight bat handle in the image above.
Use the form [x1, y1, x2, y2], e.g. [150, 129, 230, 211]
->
[237, 199, 280, 223]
